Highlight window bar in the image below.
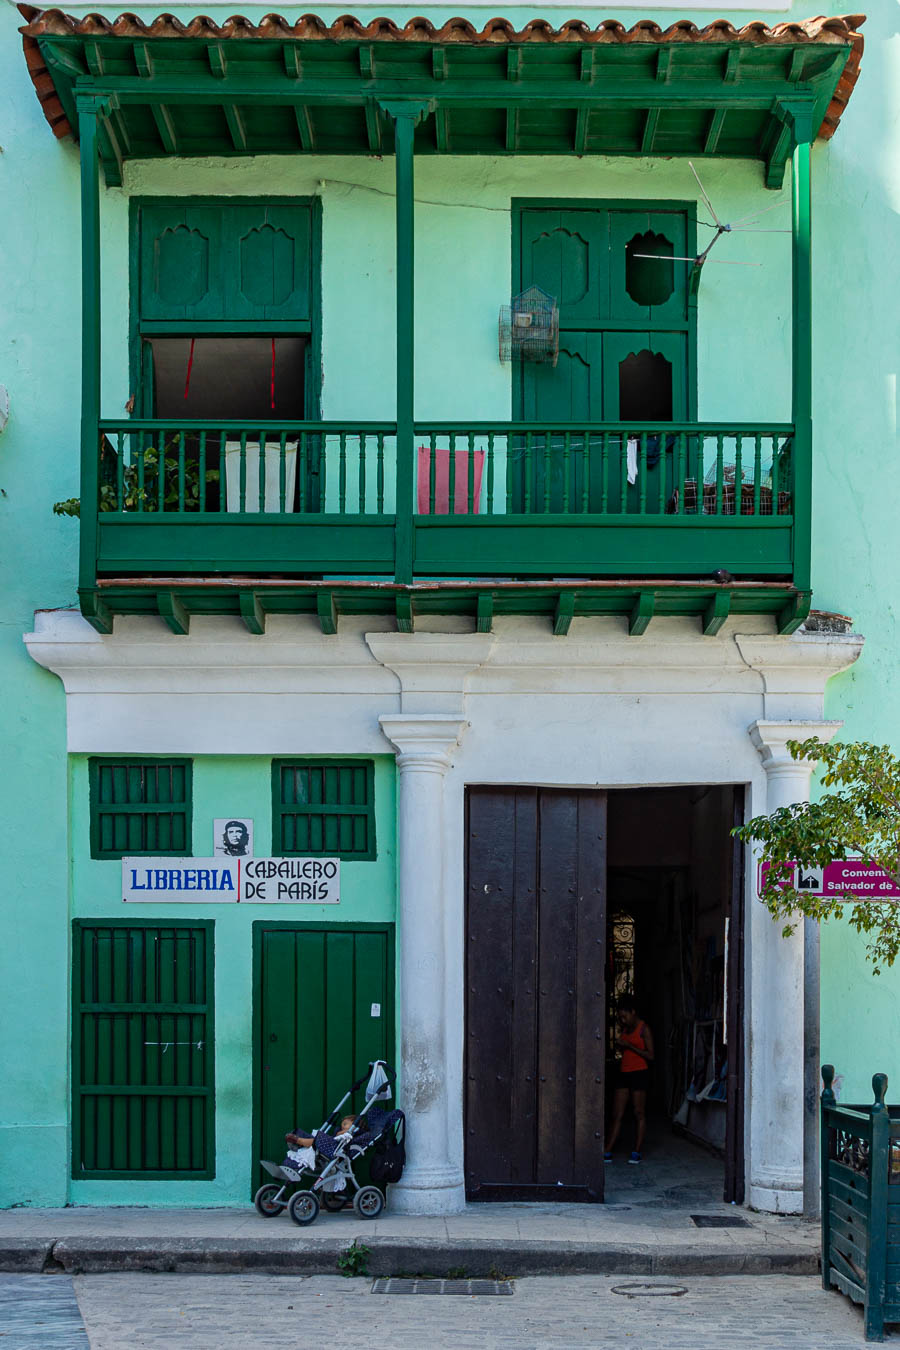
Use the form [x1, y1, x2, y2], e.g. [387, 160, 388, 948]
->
[157, 430, 166, 513]
[448, 434, 457, 516]
[278, 431, 287, 513]
[424, 434, 433, 515]
[257, 427, 267, 513]
[505, 425, 514, 514]
[239, 431, 247, 513]
[525, 431, 533, 514]
[486, 432, 495, 516]
[771, 435, 780, 511]
[467, 431, 476, 515]
[735, 434, 744, 517]
[358, 433, 366, 514]
[563, 432, 571, 514]
[377, 432, 385, 514]
[116, 431, 125, 511]
[543, 433, 552, 514]
[677, 432, 686, 515]
[600, 432, 608, 514]
[198, 431, 207, 513]
[715, 433, 724, 515]
[620, 434, 628, 514]
[639, 432, 648, 515]
[754, 435, 762, 516]
[338, 432, 347, 514]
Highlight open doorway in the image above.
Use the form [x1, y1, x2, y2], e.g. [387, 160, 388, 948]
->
[463, 783, 744, 1204]
[606, 786, 744, 1204]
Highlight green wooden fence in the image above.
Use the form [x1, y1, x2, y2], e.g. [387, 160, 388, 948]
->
[820, 1064, 900, 1342]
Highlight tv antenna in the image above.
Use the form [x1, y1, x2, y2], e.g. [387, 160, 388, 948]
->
[631, 161, 790, 292]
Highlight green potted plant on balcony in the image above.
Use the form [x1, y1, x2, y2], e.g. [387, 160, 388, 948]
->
[53, 439, 219, 516]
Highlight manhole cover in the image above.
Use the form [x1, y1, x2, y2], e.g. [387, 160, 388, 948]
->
[611, 1283, 687, 1298]
[372, 1279, 514, 1296]
[690, 1213, 750, 1228]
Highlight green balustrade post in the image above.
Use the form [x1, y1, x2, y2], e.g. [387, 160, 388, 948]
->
[76, 94, 112, 624]
[780, 99, 815, 598]
[820, 1063, 835, 1290]
[867, 1073, 890, 1342]
[378, 101, 433, 585]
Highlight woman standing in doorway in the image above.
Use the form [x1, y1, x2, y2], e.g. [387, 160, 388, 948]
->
[604, 996, 654, 1165]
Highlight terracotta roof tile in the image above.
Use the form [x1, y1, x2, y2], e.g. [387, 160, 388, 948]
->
[17, 5, 865, 144]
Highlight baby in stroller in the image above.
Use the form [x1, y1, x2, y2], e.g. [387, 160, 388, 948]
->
[283, 1115, 357, 1174]
[254, 1060, 405, 1226]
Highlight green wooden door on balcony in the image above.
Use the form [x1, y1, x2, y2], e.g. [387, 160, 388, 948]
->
[513, 203, 693, 514]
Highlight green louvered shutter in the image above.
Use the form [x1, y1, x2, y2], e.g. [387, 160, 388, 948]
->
[273, 760, 375, 860]
[72, 922, 214, 1179]
[90, 758, 192, 859]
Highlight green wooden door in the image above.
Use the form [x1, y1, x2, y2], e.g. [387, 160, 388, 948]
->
[254, 925, 394, 1192]
[514, 204, 694, 517]
[72, 921, 215, 1179]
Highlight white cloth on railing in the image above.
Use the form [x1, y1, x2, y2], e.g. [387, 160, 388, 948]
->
[626, 437, 639, 485]
[224, 439, 298, 513]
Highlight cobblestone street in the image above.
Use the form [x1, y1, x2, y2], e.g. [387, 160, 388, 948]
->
[2, 1272, 890, 1348]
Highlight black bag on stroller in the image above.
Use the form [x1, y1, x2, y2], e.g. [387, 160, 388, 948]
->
[369, 1111, 405, 1184]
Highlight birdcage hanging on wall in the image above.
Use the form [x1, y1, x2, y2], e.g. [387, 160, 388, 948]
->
[499, 285, 559, 366]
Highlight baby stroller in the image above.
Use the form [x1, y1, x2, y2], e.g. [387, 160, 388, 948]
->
[254, 1059, 405, 1226]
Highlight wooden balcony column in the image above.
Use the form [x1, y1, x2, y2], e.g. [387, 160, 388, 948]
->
[777, 97, 816, 609]
[76, 92, 115, 634]
[377, 100, 434, 585]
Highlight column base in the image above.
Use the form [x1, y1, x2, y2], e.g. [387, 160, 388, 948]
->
[748, 1183, 804, 1215]
[389, 1165, 466, 1216]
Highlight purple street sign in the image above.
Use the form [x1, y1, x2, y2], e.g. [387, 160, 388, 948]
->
[758, 860, 900, 900]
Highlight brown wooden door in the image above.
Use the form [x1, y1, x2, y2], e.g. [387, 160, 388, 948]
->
[465, 787, 607, 1200]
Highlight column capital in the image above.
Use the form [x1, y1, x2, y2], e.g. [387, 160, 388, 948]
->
[379, 713, 467, 771]
[749, 718, 843, 774]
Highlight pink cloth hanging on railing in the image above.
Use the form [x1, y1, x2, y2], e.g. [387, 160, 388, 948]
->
[417, 446, 485, 515]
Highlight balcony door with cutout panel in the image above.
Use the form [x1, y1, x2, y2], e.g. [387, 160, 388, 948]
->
[513, 204, 693, 516]
[133, 199, 320, 514]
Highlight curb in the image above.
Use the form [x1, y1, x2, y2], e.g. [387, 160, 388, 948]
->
[0, 1237, 819, 1279]
[0, 1239, 55, 1273]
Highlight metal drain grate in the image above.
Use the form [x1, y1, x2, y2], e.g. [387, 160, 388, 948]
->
[611, 1283, 687, 1298]
[690, 1213, 751, 1228]
[372, 1279, 514, 1296]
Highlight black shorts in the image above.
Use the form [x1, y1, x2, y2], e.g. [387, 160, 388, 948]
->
[616, 1068, 650, 1093]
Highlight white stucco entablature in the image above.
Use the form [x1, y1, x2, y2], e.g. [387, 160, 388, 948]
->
[24, 609, 863, 759]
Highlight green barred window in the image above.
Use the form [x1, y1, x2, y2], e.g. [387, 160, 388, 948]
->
[72, 921, 214, 1179]
[89, 758, 192, 859]
[273, 760, 375, 860]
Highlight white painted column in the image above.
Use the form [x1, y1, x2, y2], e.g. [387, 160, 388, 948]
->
[747, 718, 841, 1213]
[379, 712, 467, 1215]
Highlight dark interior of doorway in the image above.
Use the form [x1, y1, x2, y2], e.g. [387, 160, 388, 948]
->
[606, 786, 744, 1204]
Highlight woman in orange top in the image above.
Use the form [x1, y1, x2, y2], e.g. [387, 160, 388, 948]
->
[604, 996, 654, 1165]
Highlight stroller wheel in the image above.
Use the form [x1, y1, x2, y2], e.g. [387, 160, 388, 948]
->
[321, 1190, 348, 1212]
[254, 1184, 285, 1218]
[353, 1185, 385, 1220]
[288, 1190, 320, 1227]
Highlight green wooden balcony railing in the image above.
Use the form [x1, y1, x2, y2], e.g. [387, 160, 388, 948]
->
[93, 418, 796, 581]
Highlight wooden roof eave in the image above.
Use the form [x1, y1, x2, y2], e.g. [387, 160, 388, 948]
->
[20, 9, 865, 182]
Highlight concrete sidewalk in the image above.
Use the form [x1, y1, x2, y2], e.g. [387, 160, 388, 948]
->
[0, 1196, 819, 1279]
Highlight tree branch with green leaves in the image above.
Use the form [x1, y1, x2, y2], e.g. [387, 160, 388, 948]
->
[735, 737, 900, 974]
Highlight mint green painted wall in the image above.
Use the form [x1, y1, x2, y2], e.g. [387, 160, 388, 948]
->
[1, 0, 898, 1206]
[67, 755, 395, 1205]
